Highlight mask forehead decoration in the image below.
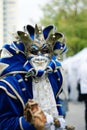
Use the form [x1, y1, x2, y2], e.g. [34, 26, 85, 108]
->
[15, 24, 67, 58]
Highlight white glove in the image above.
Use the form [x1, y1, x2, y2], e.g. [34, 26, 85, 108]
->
[44, 123, 55, 130]
[58, 117, 66, 129]
[44, 112, 54, 130]
[44, 112, 54, 125]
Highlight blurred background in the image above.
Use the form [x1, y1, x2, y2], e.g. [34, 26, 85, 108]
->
[0, 0, 87, 129]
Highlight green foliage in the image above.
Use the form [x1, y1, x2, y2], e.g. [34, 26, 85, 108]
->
[40, 0, 87, 56]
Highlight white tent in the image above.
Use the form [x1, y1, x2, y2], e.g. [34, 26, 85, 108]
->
[62, 48, 87, 100]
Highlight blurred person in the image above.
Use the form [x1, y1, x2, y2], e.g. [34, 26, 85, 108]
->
[58, 90, 68, 119]
[77, 79, 81, 102]
[67, 84, 71, 101]
[77, 61, 87, 130]
[0, 24, 68, 130]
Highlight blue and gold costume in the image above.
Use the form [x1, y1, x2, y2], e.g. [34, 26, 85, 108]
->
[0, 24, 67, 130]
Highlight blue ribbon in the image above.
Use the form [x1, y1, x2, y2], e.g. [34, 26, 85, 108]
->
[37, 70, 44, 77]
[23, 61, 33, 71]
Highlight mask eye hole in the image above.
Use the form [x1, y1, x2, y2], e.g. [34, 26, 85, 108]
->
[30, 45, 38, 55]
[41, 44, 50, 54]
[41, 48, 50, 54]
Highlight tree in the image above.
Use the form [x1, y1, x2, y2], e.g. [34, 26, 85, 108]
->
[40, 0, 87, 56]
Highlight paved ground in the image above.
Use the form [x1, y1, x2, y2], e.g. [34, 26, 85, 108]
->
[65, 101, 85, 130]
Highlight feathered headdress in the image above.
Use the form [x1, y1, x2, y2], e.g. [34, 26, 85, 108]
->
[15, 24, 67, 56]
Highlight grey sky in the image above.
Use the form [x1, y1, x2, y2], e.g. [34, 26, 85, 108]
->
[18, 0, 49, 29]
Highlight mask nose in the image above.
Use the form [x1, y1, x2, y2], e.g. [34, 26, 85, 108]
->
[37, 51, 42, 56]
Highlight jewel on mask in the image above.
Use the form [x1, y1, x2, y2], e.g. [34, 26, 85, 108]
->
[16, 50, 19, 54]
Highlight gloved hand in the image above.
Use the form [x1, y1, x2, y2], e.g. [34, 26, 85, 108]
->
[44, 112, 54, 130]
[44, 112, 53, 125]
[57, 117, 66, 129]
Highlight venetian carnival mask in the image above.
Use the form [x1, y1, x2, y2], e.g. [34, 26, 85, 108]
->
[16, 24, 67, 72]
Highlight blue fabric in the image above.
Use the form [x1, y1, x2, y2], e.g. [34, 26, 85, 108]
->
[54, 41, 65, 50]
[26, 25, 34, 40]
[56, 97, 64, 116]
[0, 90, 21, 130]
[10, 42, 25, 52]
[22, 117, 36, 130]
[23, 61, 33, 72]
[0, 44, 26, 76]
[53, 41, 68, 55]
[0, 75, 35, 130]
[26, 24, 54, 40]
[43, 25, 54, 39]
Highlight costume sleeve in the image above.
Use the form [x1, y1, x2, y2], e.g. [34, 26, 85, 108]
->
[56, 97, 64, 116]
[0, 89, 36, 130]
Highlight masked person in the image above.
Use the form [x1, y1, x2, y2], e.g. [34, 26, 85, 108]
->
[0, 24, 67, 130]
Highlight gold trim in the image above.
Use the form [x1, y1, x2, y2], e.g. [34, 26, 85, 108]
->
[0, 79, 25, 109]
[56, 67, 64, 99]
[0, 86, 17, 99]
[0, 71, 27, 79]
[0, 63, 9, 74]
[19, 117, 24, 130]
